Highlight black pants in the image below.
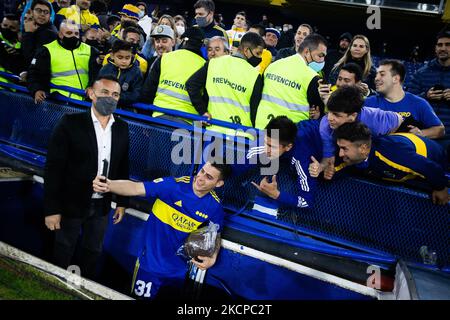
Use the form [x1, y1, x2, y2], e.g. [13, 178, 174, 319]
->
[53, 199, 108, 280]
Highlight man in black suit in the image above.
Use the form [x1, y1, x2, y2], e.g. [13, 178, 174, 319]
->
[44, 75, 129, 280]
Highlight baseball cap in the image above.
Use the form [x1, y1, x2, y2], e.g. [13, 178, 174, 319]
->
[339, 32, 353, 42]
[180, 27, 205, 43]
[437, 29, 450, 40]
[151, 25, 175, 39]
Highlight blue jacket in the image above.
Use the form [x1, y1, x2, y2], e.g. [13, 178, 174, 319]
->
[407, 58, 450, 138]
[238, 119, 322, 209]
[197, 21, 228, 40]
[98, 58, 143, 106]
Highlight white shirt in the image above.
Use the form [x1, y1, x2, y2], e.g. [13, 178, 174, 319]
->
[138, 15, 153, 37]
[91, 108, 115, 199]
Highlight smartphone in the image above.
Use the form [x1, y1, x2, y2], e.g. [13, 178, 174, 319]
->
[433, 84, 444, 91]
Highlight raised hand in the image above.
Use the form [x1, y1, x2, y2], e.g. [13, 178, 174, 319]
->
[318, 79, 331, 105]
[309, 156, 322, 177]
[323, 157, 335, 180]
[251, 175, 280, 199]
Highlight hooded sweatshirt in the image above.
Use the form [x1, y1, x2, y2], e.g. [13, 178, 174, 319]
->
[98, 57, 143, 106]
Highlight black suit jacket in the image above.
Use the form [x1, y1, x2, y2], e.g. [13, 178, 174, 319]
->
[44, 110, 129, 218]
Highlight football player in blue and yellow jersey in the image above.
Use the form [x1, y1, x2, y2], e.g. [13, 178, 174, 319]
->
[93, 161, 231, 299]
[334, 122, 449, 205]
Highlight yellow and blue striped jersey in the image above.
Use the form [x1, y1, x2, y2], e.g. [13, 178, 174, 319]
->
[348, 133, 447, 190]
[139, 176, 224, 278]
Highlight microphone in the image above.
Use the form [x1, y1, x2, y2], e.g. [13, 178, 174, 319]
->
[100, 159, 109, 182]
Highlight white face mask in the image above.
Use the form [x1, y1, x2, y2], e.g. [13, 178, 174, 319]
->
[176, 25, 185, 36]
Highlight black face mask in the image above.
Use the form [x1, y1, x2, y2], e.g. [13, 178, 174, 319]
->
[85, 39, 100, 49]
[1, 27, 18, 43]
[61, 36, 81, 50]
[246, 49, 262, 67]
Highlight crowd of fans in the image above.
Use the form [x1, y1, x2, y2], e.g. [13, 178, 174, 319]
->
[0, 0, 449, 190]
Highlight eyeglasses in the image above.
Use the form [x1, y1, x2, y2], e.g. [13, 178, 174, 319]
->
[33, 8, 50, 15]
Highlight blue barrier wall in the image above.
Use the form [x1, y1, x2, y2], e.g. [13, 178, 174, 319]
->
[0, 89, 448, 268]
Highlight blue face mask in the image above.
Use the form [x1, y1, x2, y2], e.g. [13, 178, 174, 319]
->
[94, 96, 117, 116]
[308, 61, 325, 72]
[307, 51, 325, 72]
[196, 16, 209, 27]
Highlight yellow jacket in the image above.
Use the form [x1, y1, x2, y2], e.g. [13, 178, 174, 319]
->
[226, 27, 246, 48]
[103, 53, 148, 76]
[255, 49, 272, 75]
[57, 5, 99, 30]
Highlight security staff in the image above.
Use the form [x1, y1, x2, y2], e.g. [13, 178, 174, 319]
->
[255, 34, 327, 129]
[334, 121, 449, 205]
[186, 32, 264, 136]
[0, 14, 25, 86]
[140, 27, 206, 123]
[28, 21, 101, 102]
[0, 14, 21, 49]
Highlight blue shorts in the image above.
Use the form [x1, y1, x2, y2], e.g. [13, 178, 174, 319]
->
[131, 258, 185, 300]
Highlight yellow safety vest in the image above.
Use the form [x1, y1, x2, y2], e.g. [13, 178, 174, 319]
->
[0, 33, 21, 49]
[255, 54, 317, 129]
[206, 55, 258, 136]
[152, 49, 205, 118]
[0, 65, 10, 88]
[0, 34, 20, 89]
[44, 40, 91, 100]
